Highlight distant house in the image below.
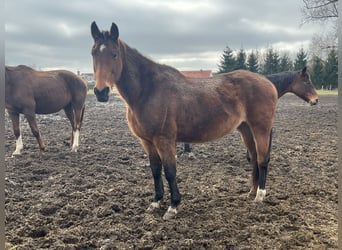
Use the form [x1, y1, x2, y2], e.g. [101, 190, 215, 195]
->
[79, 73, 95, 90]
[180, 70, 212, 78]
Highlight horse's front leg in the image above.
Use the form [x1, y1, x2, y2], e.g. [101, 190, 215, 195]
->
[141, 140, 164, 211]
[154, 138, 181, 220]
[8, 111, 23, 156]
[25, 113, 45, 153]
[162, 158, 181, 220]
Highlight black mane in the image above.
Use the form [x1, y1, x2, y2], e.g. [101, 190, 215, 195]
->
[266, 71, 298, 97]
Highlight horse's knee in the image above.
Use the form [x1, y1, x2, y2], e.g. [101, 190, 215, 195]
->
[150, 159, 162, 176]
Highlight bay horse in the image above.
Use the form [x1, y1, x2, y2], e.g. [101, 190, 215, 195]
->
[184, 67, 319, 153]
[90, 22, 278, 220]
[5, 65, 87, 156]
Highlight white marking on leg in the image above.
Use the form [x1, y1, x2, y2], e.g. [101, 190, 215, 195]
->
[71, 129, 80, 152]
[163, 206, 178, 220]
[12, 135, 23, 156]
[254, 187, 266, 203]
[147, 201, 160, 212]
[99, 44, 106, 52]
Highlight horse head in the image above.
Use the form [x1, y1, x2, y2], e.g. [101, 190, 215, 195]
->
[91, 21, 123, 102]
[290, 67, 319, 105]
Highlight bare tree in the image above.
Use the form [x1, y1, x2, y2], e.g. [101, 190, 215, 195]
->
[301, 0, 338, 23]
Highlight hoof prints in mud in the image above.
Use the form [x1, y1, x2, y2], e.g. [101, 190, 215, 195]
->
[5, 94, 337, 249]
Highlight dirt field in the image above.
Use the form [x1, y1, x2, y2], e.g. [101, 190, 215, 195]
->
[5, 94, 337, 249]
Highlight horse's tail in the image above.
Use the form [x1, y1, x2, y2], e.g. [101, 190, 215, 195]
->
[80, 105, 85, 129]
[266, 128, 273, 163]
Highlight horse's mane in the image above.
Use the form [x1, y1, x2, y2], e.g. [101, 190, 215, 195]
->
[121, 40, 185, 81]
[266, 71, 298, 95]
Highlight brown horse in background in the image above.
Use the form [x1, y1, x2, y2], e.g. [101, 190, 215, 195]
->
[184, 67, 319, 153]
[5, 65, 87, 156]
[90, 22, 278, 220]
[267, 67, 318, 102]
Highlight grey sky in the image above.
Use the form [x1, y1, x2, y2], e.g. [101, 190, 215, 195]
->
[5, 0, 325, 73]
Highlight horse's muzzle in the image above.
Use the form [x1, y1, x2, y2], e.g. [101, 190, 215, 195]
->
[94, 87, 110, 102]
[310, 98, 319, 106]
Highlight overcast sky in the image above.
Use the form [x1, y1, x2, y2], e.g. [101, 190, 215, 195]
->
[5, 0, 326, 73]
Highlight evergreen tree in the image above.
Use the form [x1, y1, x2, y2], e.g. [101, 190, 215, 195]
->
[235, 48, 247, 70]
[294, 47, 308, 70]
[247, 50, 259, 73]
[279, 53, 293, 72]
[218, 46, 236, 73]
[311, 55, 325, 88]
[262, 48, 280, 74]
[324, 48, 338, 89]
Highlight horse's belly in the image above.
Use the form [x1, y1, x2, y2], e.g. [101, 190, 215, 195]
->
[35, 95, 70, 114]
[176, 117, 241, 143]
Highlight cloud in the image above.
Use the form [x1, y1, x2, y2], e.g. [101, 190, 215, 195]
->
[5, 0, 324, 72]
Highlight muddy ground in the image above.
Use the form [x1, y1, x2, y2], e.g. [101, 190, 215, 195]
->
[5, 94, 337, 249]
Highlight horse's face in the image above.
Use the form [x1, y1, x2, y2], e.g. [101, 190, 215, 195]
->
[91, 22, 123, 102]
[291, 67, 319, 105]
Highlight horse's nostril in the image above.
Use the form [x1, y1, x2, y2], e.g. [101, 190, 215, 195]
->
[311, 99, 318, 106]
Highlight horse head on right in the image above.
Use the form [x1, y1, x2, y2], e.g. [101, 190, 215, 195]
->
[290, 67, 319, 106]
[91, 21, 123, 102]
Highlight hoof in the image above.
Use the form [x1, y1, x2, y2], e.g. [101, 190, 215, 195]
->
[147, 201, 160, 212]
[162, 206, 177, 220]
[254, 188, 266, 203]
[12, 151, 21, 157]
[71, 147, 78, 153]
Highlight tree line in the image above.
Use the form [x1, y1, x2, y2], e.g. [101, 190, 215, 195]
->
[217, 46, 338, 89]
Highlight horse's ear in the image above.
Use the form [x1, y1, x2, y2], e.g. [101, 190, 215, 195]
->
[301, 66, 307, 75]
[110, 22, 119, 42]
[91, 21, 102, 41]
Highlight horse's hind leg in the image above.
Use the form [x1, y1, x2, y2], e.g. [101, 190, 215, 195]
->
[64, 103, 75, 147]
[252, 128, 273, 203]
[25, 113, 45, 153]
[8, 111, 23, 156]
[237, 122, 258, 196]
[70, 104, 85, 152]
[64, 103, 83, 152]
[141, 139, 164, 211]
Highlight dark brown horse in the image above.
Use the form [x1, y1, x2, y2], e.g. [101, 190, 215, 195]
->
[184, 67, 319, 153]
[5, 65, 87, 156]
[90, 22, 278, 220]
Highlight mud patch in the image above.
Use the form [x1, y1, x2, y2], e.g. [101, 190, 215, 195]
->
[5, 94, 337, 249]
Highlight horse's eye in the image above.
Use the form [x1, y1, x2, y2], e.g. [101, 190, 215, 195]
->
[112, 53, 118, 59]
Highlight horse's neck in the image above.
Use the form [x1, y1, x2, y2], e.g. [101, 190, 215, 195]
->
[116, 43, 153, 107]
[267, 72, 295, 98]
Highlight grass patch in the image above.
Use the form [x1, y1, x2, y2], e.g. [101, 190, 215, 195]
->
[317, 89, 338, 96]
